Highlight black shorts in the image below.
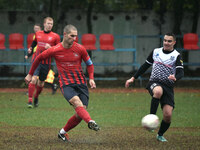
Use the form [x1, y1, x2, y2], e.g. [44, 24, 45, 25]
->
[146, 81, 175, 109]
[33, 64, 50, 81]
[61, 84, 89, 107]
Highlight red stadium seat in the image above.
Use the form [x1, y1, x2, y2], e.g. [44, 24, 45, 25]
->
[0, 33, 6, 49]
[9, 33, 24, 49]
[99, 33, 115, 50]
[81, 34, 97, 50]
[27, 33, 35, 48]
[183, 33, 200, 50]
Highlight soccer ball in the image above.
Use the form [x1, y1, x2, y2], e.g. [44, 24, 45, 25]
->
[141, 114, 159, 130]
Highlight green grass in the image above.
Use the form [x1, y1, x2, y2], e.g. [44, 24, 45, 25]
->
[0, 89, 200, 150]
[0, 89, 200, 128]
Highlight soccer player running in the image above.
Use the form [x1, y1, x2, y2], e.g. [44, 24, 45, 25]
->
[25, 23, 41, 60]
[25, 24, 100, 142]
[27, 17, 60, 108]
[125, 33, 184, 142]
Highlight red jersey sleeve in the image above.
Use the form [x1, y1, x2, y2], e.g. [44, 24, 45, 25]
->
[81, 46, 94, 79]
[29, 47, 54, 75]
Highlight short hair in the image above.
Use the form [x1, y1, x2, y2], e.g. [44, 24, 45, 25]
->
[63, 24, 77, 34]
[34, 23, 41, 27]
[165, 32, 176, 41]
[44, 17, 53, 23]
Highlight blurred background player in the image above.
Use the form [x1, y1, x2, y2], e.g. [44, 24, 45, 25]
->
[25, 24, 100, 142]
[26, 17, 60, 108]
[25, 23, 41, 60]
[25, 23, 41, 103]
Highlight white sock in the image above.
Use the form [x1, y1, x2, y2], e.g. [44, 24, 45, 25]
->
[60, 128, 66, 134]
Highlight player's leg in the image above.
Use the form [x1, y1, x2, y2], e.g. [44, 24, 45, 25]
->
[51, 83, 58, 94]
[147, 83, 163, 114]
[34, 64, 49, 107]
[34, 79, 44, 107]
[70, 96, 99, 131]
[61, 85, 99, 130]
[157, 86, 174, 142]
[27, 64, 40, 108]
[60, 95, 87, 134]
[58, 113, 82, 142]
[151, 86, 163, 114]
[69, 96, 92, 122]
[27, 75, 37, 108]
[59, 85, 100, 141]
[157, 104, 173, 142]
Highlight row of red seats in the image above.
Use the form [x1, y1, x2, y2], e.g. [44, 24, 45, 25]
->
[81, 33, 114, 50]
[0, 33, 115, 50]
[0, 33, 199, 50]
[0, 33, 26, 49]
[0, 33, 35, 49]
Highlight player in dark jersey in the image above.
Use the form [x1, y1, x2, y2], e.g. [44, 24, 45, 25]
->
[25, 24, 100, 142]
[125, 33, 184, 142]
[26, 17, 60, 108]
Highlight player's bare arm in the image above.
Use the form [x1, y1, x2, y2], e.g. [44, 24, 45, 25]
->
[125, 77, 135, 88]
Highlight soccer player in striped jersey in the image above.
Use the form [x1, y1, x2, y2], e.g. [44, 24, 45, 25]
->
[27, 17, 60, 108]
[25, 24, 100, 142]
[125, 33, 184, 142]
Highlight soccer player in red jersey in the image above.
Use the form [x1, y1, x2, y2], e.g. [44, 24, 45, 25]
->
[27, 17, 60, 108]
[25, 24, 100, 141]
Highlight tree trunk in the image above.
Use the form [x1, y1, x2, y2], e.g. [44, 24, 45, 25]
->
[191, 0, 199, 33]
[49, 0, 59, 32]
[86, 1, 94, 58]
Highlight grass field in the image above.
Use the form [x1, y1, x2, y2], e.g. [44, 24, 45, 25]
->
[0, 88, 200, 150]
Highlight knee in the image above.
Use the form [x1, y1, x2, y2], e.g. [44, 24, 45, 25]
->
[153, 87, 163, 99]
[69, 96, 83, 108]
[163, 112, 172, 123]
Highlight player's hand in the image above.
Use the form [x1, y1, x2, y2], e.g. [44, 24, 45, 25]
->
[125, 77, 135, 88]
[28, 47, 32, 54]
[45, 43, 51, 49]
[168, 74, 176, 81]
[89, 79, 96, 89]
[25, 55, 28, 59]
[24, 74, 32, 85]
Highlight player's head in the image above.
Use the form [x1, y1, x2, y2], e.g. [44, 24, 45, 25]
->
[63, 24, 78, 46]
[163, 32, 176, 51]
[33, 23, 41, 33]
[43, 17, 54, 32]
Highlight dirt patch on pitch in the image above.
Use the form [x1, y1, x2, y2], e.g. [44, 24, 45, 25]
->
[0, 124, 200, 150]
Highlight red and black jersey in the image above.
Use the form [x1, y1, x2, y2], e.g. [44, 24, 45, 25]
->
[29, 42, 94, 88]
[33, 31, 60, 64]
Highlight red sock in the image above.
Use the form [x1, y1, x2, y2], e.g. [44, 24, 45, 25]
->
[63, 115, 82, 132]
[75, 106, 92, 123]
[28, 83, 35, 103]
[34, 85, 43, 99]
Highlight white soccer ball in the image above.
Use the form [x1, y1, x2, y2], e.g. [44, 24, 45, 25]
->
[141, 114, 159, 130]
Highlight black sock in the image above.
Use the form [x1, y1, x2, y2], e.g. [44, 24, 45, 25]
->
[150, 97, 159, 114]
[158, 120, 171, 136]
